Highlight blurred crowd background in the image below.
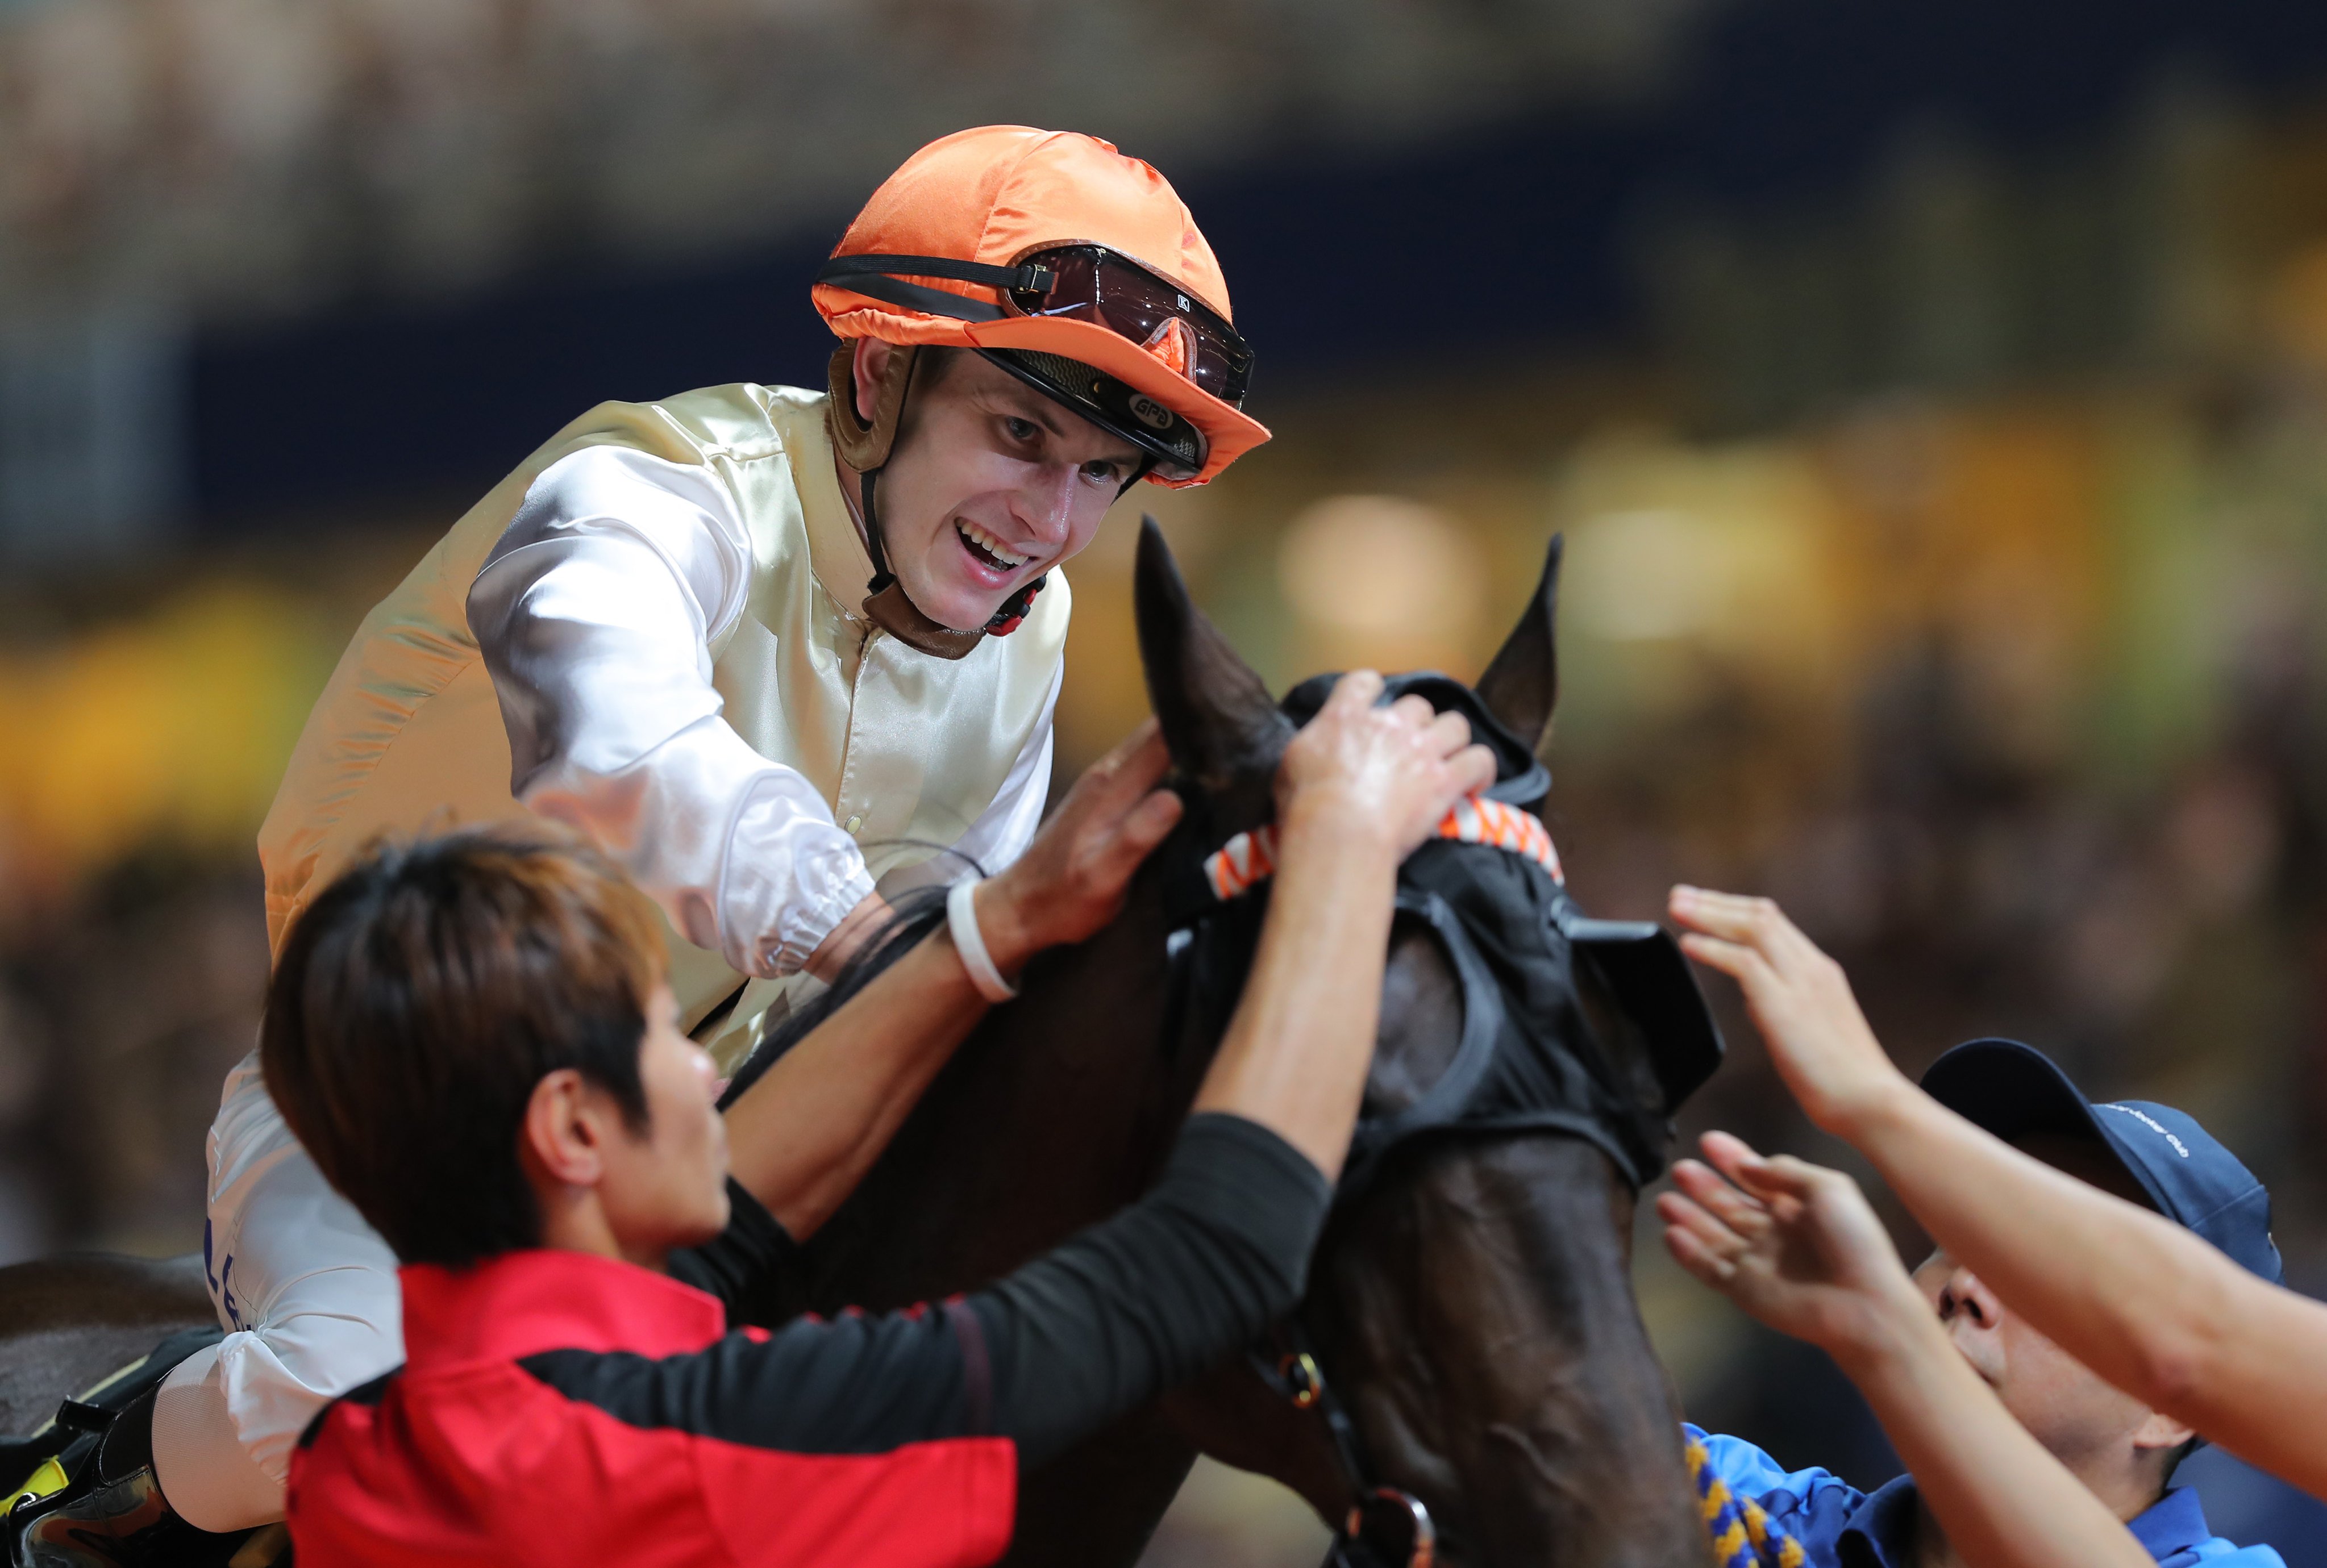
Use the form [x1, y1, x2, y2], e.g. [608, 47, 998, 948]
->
[6, 0, 2327, 1561]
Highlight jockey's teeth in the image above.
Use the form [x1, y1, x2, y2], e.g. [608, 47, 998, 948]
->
[956, 520, 1026, 569]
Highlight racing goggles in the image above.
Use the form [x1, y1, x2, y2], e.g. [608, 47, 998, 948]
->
[817, 244, 1255, 407]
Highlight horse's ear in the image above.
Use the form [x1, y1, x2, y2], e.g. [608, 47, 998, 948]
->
[1475, 533, 1562, 756]
[1135, 516, 1292, 794]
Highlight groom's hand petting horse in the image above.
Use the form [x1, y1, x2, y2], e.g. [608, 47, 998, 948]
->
[1276, 669, 1497, 857]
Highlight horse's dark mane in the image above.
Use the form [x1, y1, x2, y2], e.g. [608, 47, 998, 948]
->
[716, 885, 950, 1107]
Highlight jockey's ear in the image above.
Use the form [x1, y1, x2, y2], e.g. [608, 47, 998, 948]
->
[1135, 516, 1291, 813]
[1475, 532, 1562, 760]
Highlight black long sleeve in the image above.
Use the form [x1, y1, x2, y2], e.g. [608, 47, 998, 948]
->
[969, 1112, 1332, 1465]
[523, 1114, 1332, 1469]
[666, 1177, 804, 1319]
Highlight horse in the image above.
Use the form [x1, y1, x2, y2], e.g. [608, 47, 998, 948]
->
[743, 521, 1717, 1566]
[0, 522, 1717, 1567]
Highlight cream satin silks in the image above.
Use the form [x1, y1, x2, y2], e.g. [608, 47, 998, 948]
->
[257, 383, 1068, 1070]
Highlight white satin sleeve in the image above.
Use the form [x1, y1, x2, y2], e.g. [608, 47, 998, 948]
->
[467, 444, 875, 977]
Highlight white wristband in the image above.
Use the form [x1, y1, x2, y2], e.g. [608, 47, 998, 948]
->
[946, 878, 1018, 1003]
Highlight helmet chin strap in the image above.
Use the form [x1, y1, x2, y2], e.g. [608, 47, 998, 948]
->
[855, 466, 995, 660]
[827, 344, 1147, 660]
[829, 345, 989, 660]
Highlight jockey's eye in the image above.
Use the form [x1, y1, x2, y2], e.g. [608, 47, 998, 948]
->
[1081, 458, 1124, 484]
[1002, 416, 1041, 446]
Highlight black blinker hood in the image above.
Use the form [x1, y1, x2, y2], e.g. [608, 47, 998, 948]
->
[1163, 671, 1725, 1198]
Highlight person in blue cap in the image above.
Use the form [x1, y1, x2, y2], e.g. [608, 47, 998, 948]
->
[1667, 883, 2327, 1510]
[1662, 1031, 2285, 1568]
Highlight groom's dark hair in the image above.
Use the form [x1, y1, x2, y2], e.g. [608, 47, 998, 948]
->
[262, 828, 665, 1267]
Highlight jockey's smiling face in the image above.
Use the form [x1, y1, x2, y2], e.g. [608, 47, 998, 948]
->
[852, 337, 1146, 633]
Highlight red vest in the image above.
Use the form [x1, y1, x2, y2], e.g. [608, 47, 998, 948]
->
[289, 1249, 1017, 1567]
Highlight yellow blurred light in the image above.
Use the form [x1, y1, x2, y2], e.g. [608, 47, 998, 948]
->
[0, 583, 330, 893]
[1276, 494, 1485, 635]
[2267, 241, 2327, 369]
[1563, 508, 1722, 641]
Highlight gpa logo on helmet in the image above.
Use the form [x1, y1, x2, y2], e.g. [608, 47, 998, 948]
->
[1128, 393, 1176, 431]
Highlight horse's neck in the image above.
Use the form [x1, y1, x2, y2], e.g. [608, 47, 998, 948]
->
[798, 885, 1193, 1314]
[1354, 1137, 1699, 1565]
[788, 886, 1209, 1568]
[1180, 1137, 1702, 1564]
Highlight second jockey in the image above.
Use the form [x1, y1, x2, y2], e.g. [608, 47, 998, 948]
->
[143, 126, 1268, 1544]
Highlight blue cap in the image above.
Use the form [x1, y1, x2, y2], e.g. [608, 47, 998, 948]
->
[1920, 1038, 2282, 1286]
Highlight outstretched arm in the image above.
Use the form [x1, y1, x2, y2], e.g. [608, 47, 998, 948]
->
[469, 447, 880, 977]
[1662, 1134, 2153, 1568]
[1668, 885, 2327, 1499]
[469, 444, 1055, 983]
[722, 721, 1184, 1239]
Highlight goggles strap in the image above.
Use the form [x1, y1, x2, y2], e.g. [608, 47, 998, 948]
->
[818, 254, 1057, 324]
[822, 253, 1056, 292]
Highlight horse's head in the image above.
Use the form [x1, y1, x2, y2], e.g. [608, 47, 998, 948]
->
[1135, 520, 1713, 1567]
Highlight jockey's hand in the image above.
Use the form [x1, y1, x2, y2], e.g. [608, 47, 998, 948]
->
[1659, 1131, 1927, 1363]
[977, 719, 1184, 975]
[1666, 886, 1912, 1139]
[1276, 670, 1497, 859]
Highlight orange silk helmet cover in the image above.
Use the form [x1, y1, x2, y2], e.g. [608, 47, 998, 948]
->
[813, 126, 1271, 486]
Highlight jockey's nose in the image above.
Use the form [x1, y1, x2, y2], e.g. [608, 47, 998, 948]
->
[1014, 463, 1080, 552]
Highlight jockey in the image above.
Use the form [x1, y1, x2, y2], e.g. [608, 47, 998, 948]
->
[146, 126, 1271, 1544]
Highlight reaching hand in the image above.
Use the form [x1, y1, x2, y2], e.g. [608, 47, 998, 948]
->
[1666, 886, 1911, 1137]
[1659, 1132, 1927, 1363]
[977, 719, 1185, 974]
[1276, 670, 1498, 858]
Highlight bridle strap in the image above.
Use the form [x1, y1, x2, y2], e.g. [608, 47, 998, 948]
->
[1246, 885, 1655, 1567]
[1243, 894, 1529, 1568]
[1250, 1324, 1435, 1568]
[1248, 1320, 1372, 1496]
[1334, 891, 1500, 1206]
